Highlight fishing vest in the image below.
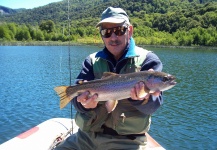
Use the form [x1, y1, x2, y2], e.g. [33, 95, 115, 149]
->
[75, 46, 152, 135]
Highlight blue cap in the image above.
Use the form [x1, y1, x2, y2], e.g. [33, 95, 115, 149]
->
[96, 7, 130, 27]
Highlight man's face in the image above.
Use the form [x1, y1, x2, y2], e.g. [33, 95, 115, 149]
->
[100, 23, 133, 60]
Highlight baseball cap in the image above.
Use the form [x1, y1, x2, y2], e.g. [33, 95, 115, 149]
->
[96, 7, 130, 27]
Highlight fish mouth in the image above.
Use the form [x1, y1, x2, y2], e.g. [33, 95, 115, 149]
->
[170, 76, 177, 85]
[167, 75, 177, 85]
[170, 80, 177, 85]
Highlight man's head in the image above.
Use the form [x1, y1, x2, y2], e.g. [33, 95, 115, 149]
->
[96, 7, 130, 27]
[96, 7, 133, 60]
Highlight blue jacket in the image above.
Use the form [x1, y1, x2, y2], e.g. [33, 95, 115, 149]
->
[73, 38, 163, 115]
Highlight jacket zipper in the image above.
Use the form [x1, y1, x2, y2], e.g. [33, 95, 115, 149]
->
[102, 58, 128, 73]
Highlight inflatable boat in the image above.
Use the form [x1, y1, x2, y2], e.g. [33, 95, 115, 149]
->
[0, 118, 165, 150]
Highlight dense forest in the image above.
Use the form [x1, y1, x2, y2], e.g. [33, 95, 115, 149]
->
[0, 0, 217, 46]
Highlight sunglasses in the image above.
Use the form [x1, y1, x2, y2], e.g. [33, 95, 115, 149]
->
[100, 26, 128, 38]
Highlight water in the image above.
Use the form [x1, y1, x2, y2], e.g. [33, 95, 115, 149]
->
[0, 46, 216, 150]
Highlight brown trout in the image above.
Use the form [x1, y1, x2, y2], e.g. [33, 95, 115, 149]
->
[54, 71, 176, 112]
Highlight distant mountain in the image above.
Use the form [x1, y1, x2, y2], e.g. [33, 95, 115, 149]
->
[0, 6, 26, 15]
[0, 6, 16, 15]
[0, 0, 217, 26]
[0, 0, 113, 25]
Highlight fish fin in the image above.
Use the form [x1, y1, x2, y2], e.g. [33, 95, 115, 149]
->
[102, 72, 117, 79]
[54, 86, 71, 109]
[105, 100, 118, 113]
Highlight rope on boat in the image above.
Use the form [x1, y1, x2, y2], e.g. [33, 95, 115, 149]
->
[48, 128, 73, 150]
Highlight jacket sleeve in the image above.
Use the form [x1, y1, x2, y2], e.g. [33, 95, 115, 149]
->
[71, 55, 95, 113]
[128, 52, 164, 115]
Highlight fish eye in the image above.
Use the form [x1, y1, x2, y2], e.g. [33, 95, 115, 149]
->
[162, 76, 169, 82]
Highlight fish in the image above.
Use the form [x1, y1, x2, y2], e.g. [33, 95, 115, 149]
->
[54, 71, 176, 112]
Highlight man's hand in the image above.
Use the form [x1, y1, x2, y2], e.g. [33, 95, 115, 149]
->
[77, 91, 98, 109]
[130, 69, 161, 101]
[130, 82, 161, 100]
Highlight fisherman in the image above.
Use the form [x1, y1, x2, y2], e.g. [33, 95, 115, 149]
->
[55, 7, 163, 150]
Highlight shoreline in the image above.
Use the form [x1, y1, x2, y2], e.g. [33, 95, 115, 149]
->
[0, 41, 217, 50]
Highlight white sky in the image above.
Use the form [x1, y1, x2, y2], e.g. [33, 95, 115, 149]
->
[0, 0, 63, 9]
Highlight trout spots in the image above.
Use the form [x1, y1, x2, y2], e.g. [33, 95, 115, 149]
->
[54, 71, 176, 109]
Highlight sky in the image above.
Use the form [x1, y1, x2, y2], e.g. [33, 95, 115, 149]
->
[0, 0, 63, 9]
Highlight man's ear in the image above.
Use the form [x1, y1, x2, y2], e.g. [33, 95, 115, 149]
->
[129, 25, 133, 37]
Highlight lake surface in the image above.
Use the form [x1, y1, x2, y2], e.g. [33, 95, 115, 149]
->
[0, 45, 216, 150]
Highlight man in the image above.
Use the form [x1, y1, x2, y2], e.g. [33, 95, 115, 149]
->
[55, 7, 163, 150]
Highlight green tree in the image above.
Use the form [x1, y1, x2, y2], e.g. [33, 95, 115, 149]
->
[39, 20, 55, 33]
[15, 25, 31, 41]
[44, 32, 52, 41]
[76, 27, 85, 37]
[29, 27, 37, 40]
[7, 23, 17, 40]
[35, 30, 44, 41]
[0, 26, 12, 41]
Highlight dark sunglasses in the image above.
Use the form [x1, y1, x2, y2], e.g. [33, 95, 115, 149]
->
[100, 26, 128, 38]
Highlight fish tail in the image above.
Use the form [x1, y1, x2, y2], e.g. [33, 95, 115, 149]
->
[54, 86, 72, 109]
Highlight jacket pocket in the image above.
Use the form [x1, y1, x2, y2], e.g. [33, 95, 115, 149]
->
[115, 111, 151, 135]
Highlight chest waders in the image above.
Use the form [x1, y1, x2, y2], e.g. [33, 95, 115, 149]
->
[75, 46, 152, 135]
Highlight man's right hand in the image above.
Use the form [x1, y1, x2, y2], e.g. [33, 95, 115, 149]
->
[77, 91, 98, 109]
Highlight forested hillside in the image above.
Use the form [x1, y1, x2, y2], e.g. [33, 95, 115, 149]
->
[0, 0, 217, 46]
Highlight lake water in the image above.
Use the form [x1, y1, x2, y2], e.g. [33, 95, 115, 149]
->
[0, 45, 216, 150]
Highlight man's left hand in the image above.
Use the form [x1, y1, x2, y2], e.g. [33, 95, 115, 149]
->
[130, 82, 161, 101]
[130, 69, 161, 101]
